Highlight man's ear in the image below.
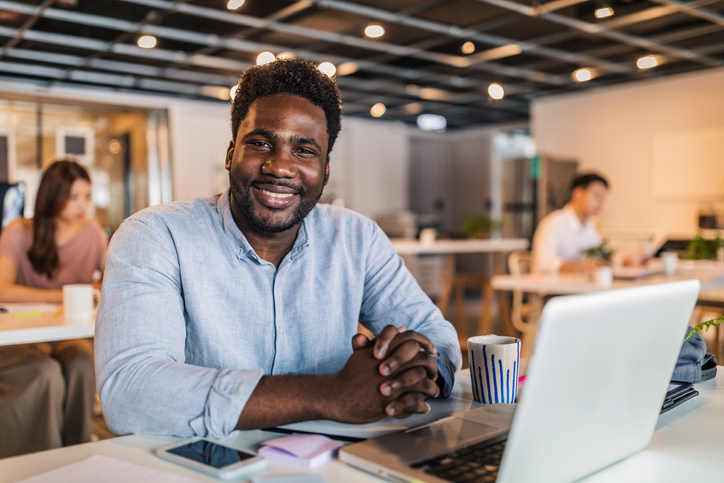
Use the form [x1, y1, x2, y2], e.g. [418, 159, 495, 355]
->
[324, 156, 330, 186]
[225, 140, 235, 170]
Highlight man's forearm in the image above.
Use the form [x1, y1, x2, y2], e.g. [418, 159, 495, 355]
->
[235, 374, 338, 430]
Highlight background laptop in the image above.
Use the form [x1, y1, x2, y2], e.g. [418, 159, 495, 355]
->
[340, 280, 700, 483]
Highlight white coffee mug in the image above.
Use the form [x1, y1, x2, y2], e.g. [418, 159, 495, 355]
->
[595, 266, 613, 288]
[662, 251, 678, 276]
[63, 284, 98, 322]
[468, 335, 520, 404]
[419, 228, 437, 244]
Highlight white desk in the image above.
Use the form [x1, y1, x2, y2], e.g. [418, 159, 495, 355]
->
[392, 238, 529, 342]
[0, 309, 94, 346]
[491, 261, 724, 357]
[2, 368, 722, 483]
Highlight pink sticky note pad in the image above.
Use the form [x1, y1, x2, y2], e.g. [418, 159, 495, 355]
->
[259, 434, 344, 469]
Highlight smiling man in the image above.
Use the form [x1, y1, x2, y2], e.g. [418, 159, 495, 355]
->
[95, 60, 461, 438]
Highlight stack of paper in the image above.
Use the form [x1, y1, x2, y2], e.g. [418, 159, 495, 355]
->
[258, 434, 344, 470]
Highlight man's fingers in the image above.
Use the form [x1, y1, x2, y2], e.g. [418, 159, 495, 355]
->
[389, 351, 439, 381]
[379, 339, 430, 376]
[351, 333, 370, 351]
[372, 325, 405, 360]
[385, 392, 431, 418]
[382, 331, 437, 360]
[379, 366, 427, 396]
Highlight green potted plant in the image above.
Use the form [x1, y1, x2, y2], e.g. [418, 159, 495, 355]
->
[684, 317, 724, 343]
[685, 235, 723, 261]
[460, 214, 501, 239]
[581, 240, 614, 263]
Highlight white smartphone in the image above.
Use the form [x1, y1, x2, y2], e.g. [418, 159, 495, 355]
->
[157, 438, 267, 480]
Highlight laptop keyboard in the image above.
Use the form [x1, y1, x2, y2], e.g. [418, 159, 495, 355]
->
[411, 438, 507, 483]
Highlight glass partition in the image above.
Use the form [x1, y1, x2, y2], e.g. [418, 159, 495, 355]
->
[0, 98, 170, 234]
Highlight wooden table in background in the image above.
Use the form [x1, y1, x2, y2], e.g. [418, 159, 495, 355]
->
[491, 260, 724, 358]
[392, 238, 529, 346]
[0, 308, 94, 346]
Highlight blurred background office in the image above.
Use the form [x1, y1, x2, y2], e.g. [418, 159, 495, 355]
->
[1, 0, 723, 350]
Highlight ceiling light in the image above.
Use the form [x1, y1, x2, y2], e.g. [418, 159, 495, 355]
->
[108, 139, 122, 155]
[594, 6, 614, 18]
[488, 83, 504, 100]
[461, 41, 475, 54]
[200, 85, 232, 100]
[417, 114, 446, 132]
[637, 55, 657, 69]
[227, 0, 244, 9]
[365, 25, 385, 38]
[403, 103, 423, 115]
[572, 68, 592, 82]
[230, 85, 239, 99]
[317, 62, 336, 77]
[276, 51, 296, 60]
[336, 62, 358, 76]
[370, 103, 386, 118]
[256, 51, 275, 65]
[137, 35, 157, 49]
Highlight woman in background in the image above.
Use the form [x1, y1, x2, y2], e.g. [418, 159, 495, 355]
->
[0, 160, 108, 457]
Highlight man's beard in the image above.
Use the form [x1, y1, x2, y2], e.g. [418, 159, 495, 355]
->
[230, 176, 324, 234]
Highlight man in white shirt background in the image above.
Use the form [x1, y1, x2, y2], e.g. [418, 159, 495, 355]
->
[532, 173, 609, 274]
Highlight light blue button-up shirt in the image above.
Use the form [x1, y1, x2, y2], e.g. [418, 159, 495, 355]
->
[95, 188, 461, 439]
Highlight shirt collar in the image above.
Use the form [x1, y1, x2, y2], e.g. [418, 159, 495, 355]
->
[563, 203, 588, 231]
[216, 187, 310, 262]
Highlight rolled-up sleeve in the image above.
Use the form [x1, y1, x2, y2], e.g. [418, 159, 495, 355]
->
[359, 223, 462, 397]
[94, 217, 263, 439]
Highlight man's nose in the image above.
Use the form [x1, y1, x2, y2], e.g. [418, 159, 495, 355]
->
[262, 149, 297, 178]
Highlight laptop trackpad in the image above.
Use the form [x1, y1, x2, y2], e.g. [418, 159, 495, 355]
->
[404, 418, 502, 453]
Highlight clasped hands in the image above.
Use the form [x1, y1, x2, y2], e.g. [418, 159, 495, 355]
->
[330, 325, 441, 424]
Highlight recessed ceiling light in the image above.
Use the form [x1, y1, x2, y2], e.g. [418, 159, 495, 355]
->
[417, 114, 446, 132]
[461, 41, 475, 54]
[230, 85, 239, 99]
[637, 55, 657, 69]
[256, 51, 275, 65]
[137, 35, 157, 49]
[572, 68, 592, 82]
[403, 103, 423, 115]
[370, 103, 386, 118]
[336, 62, 358, 76]
[488, 83, 504, 100]
[365, 25, 385, 38]
[317, 62, 336, 77]
[276, 51, 296, 60]
[594, 6, 614, 18]
[227, 0, 244, 10]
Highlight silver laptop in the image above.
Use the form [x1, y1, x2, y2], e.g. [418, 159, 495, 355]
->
[340, 280, 700, 483]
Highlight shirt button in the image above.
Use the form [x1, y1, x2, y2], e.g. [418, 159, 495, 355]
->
[237, 247, 243, 254]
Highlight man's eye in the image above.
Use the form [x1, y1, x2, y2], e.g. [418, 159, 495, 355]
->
[297, 148, 314, 155]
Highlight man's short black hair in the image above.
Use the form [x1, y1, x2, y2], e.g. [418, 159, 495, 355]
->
[571, 173, 609, 191]
[231, 59, 342, 155]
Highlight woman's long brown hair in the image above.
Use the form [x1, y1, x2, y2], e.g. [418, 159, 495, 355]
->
[28, 160, 91, 279]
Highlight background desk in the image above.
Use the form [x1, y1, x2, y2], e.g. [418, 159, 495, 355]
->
[392, 238, 529, 344]
[0, 310, 94, 346]
[491, 262, 724, 357]
[2, 368, 722, 483]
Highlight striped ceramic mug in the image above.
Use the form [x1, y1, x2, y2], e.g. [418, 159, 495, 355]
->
[468, 335, 521, 404]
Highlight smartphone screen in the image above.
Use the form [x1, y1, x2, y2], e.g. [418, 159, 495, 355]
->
[166, 440, 258, 469]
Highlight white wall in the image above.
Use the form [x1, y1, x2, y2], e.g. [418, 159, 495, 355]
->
[332, 117, 410, 220]
[168, 100, 231, 201]
[532, 68, 724, 241]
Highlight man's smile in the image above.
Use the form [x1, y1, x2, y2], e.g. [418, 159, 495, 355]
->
[252, 184, 299, 209]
